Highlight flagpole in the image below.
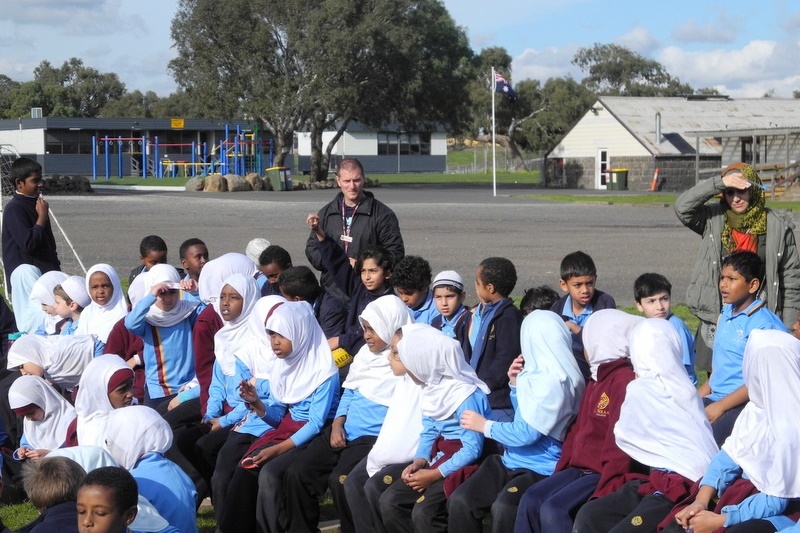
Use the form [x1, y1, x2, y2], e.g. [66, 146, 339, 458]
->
[491, 67, 497, 197]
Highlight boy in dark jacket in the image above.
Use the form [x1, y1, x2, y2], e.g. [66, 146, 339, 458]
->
[14, 456, 85, 533]
[551, 251, 616, 379]
[469, 257, 523, 422]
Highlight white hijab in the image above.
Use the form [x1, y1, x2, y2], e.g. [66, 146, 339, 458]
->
[344, 295, 414, 406]
[74, 354, 134, 447]
[235, 295, 285, 380]
[517, 310, 585, 441]
[7, 333, 95, 390]
[198, 253, 258, 308]
[104, 406, 173, 471]
[722, 329, 800, 497]
[8, 375, 76, 450]
[29, 270, 68, 307]
[582, 309, 644, 381]
[47, 445, 171, 532]
[266, 301, 337, 405]
[213, 273, 260, 376]
[143, 264, 198, 327]
[398, 323, 489, 420]
[76, 264, 128, 343]
[615, 319, 717, 481]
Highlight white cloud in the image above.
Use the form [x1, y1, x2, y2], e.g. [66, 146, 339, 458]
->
[0, 0, 124, 36]
[671, 18, 738, 44]
[615, 26, 661, 55]
[512, 45, 582, 83]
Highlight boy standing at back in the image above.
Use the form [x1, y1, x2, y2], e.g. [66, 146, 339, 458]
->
[634, 272, 697, 384]
[1, 157, 60, 294]
[551, 251, 616, 379]
[470, 257, 523, 422]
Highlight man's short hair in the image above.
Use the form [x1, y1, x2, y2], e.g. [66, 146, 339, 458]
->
[520, 285, 559, 315]
[278, 266, 320, 302]
[259, 245, 292, 269]
[560, 251, 597, 281]
[478, 257, 517, 298]
[337, 158, 364, 178]
[139, 235, 167, 257]
[634, 273, 673, 302]
[10, 157, 42, 185]
[23, 456, 86, 511]
[179, 238, 206, 259]
[392, 255, 432, 292]
[79, 466, 138, 512]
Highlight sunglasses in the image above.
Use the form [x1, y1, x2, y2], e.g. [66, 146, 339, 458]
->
[724, 188, 750, 196]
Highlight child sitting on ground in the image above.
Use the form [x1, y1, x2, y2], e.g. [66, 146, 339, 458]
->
[277, 265, 347, 339]
[634, 272, 697, 384]
[392, 255, 440, 324]
[20, 456, 86, 533]
[430, 270, 472, 359]
[259, 244, 293, 296]
[53, 276, 91, 336]
[77, 264, 129, 346]
[551, 251, 616, 379]
[520, 285, 559, 316]
[469, 257, 523, 422]
[29, 271, 68, 335]
[76, 466, 140, 533]
[699, 250, 787, 445]
[9, 375, 77, 461]
[7, 333, 99, 391]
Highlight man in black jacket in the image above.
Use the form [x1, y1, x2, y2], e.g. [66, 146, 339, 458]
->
[305, 158, 404, 304]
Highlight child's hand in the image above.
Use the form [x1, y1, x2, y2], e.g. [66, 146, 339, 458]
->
[684, 510, 725, 533]
[167, 396, 183, 411]
[252, 446, 278, 466]
[704, 402, 726, 423]
[401, 459, 427, 481]
[35, 196, 49, 223]
[508, 355, 524, 385]
[565, 321, 582, 335]
[239, 379, 258, 403]
[405, 468, 442, 492]
[328, 337, 340, 351]
[150, 283, 171, 296]
[14, 446, 30, 460]
[208, 418, 222, 432]
[460, 410, 487, 433]
[25, 449, 49, 460]
[675, 501, 708, 527]
[330, 424, 347, 448]
[180, 279, 198, 293]
[306, 214, 325, 240]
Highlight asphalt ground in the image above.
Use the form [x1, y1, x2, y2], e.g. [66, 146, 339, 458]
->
[41, 184, 730, 308]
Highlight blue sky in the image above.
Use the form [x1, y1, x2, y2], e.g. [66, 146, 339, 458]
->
[2, 0, 799, 99]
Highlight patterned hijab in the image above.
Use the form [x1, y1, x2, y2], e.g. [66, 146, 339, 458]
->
[721, 162, 767, 253]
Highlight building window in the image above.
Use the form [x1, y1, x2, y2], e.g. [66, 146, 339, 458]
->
[378, 132, 431, 156]
[741, 137, 765, 165]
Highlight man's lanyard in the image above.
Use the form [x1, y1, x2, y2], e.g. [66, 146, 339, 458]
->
[340, 199, 360, 253]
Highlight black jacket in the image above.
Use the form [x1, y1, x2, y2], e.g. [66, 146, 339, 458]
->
[470, 298, 522, 411]
[1, 194, 59, 290]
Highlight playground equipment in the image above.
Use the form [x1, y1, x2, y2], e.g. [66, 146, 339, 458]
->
[91, 124, 274, 180]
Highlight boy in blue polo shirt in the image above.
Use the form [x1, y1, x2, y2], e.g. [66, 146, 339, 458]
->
[551, 251, 616, 379]
[700, 250, 786, 445]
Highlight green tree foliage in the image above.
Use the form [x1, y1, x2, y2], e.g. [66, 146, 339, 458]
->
[169, 0, 472, 179]
[572, 43, 692, 96]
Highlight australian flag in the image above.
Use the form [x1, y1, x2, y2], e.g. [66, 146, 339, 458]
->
[494, 72, 517, 103]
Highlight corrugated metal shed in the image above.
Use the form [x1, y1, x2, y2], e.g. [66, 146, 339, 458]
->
[598, 96, 800, 157]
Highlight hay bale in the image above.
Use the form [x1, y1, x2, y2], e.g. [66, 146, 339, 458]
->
[185, 177, 205, 192]
[203, 174, 228, 192]
[225, 174, 252, 192]
[245, 173, 266, 191]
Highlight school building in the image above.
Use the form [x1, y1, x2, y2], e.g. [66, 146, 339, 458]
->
[0, 117, 266, 178]
[294, 120, 448, 174]
[546, 96, 800, 191]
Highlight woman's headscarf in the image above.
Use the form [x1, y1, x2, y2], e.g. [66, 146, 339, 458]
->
[582, 309, 644, 381]
[7, 333, 96, 390]
[74, 354, 134, 447]
[76, 264, 128, 343]
[517, 310, 585, 441]
[614, 319, 717, 481]
[8, 375, 76, 450]
[343, 295, 414, 406]
[266, 301, 338, 405]
[397, 323, 489, 420]
[104, 406, 173, 470]
[213, 273, 260, 376]
[235, 295, 285, 380]
[143, 264, 198, 328]
[722, 329, 800, 497]
[720, 162, 767, 253]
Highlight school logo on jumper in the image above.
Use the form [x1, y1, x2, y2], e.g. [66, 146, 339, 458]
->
[631, 516, 643, 526]
[339, 475, 347, 485]
[507, 487, 518, 493]
[595, 392, 610, 416]
[383, 475, 393, 485]
[417, 495, 425, 503]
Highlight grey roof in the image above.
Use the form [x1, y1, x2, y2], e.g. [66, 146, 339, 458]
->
[598, 96, 800, 157]
[0, 117, 256, 132]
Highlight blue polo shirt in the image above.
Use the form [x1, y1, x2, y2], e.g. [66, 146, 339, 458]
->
[707, 299, 786, 401]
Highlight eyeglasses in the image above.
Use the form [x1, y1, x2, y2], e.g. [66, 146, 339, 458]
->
[724, 188, 749, 197]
